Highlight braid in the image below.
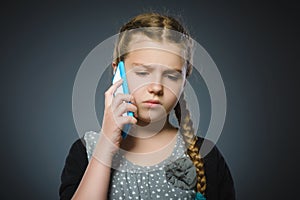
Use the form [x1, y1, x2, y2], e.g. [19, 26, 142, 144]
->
[174, 94, 207, 195]
[112, 12, 204, 192]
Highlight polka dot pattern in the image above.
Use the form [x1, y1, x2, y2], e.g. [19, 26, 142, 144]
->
[84, 131, 197, 199]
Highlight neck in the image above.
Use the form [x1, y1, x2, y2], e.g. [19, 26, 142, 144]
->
[120, 115, 178, 153]
[129, 115, 172, 139]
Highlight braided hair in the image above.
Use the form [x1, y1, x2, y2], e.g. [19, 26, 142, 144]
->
[113, 12, 206, 195]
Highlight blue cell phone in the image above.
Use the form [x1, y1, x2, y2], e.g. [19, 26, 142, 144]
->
[112, 61, 134, 139]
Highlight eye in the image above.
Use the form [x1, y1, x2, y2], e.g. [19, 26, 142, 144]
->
[135, 71, 149, 76]
[166, 74, 181, 81]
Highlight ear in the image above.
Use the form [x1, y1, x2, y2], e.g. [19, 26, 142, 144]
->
[112, 62, 118, 74]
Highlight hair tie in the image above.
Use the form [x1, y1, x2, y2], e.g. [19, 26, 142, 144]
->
[195, 192, 206, 200]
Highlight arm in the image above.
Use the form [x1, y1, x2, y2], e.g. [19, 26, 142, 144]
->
[61, 79, 137, 200]
[59, 139, 88, 200]
[59, 136, 114, 200]
[71, 134, 116, 200]
[215, 148, 236, 200]
[71, 157, 112, 200]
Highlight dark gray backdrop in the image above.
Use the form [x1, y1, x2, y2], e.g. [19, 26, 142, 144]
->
[1, 0, 298, 199]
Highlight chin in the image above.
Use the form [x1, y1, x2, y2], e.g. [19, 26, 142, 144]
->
[137, 112, 168, 124]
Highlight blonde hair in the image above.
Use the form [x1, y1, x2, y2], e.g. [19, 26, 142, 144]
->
[114, 12, 206, 195]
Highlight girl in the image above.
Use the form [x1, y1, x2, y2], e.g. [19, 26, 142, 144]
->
[60, 13, 235, 200]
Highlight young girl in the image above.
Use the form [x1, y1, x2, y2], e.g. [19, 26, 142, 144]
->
[60, 13, 235, 200]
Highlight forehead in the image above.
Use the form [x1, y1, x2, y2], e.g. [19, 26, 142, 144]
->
[125, 48, 184, 72]
[125, 34, 185, 70]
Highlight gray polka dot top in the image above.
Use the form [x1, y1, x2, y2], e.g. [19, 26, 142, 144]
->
[84, 131, 198, 200]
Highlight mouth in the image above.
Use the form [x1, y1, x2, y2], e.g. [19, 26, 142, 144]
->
[142, 99, 162, 107]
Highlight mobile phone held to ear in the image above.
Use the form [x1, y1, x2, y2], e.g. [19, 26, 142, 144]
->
[112, 61, 134, 139]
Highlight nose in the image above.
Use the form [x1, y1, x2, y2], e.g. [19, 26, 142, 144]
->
[147, 81, 163, 96]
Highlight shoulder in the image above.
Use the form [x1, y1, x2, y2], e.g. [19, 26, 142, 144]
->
[63, 138, 88, 172]
[195, 136, 236, 199]
[194, 137, 224, 179]
[194, 137, 225, 164]
[194, 136, 231, 175]
[82, 131, 101, 161]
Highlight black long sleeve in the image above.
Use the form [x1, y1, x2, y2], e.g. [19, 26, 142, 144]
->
[59, 139, 88, 200]
[59, 137, 235, 200]
[199, 139, 236, 199]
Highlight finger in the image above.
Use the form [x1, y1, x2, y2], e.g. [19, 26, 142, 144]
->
[114, 102, 137, 117]
[114, 115, 137, 129]
[128, 96, 138, 118]
[104, 79, 123, 107]
[111, 93, 134, 110]
[118, 116, 137, 126]
[131, 96, 136, 104]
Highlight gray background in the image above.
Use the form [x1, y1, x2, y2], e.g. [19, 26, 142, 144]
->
[1, 0, 298, 199]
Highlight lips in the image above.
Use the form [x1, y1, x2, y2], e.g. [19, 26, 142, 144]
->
[143, 99, 161, 104]
[142, 100, 162, 108]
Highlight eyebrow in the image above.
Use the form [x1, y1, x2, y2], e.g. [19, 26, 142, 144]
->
[132, 63, 183, 74]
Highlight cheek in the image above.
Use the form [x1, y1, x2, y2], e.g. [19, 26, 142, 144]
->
[164, 85, 182, 100]
[164, 89, 181, 108]
[126, 72, 147, 94]
[128, 83, 147, 104]
[127, 80, 145, 96]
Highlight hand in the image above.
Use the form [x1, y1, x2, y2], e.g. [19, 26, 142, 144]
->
[93, 79, 137, 165]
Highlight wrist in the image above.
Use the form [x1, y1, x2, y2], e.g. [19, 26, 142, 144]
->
[92, 134, 118, 167]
